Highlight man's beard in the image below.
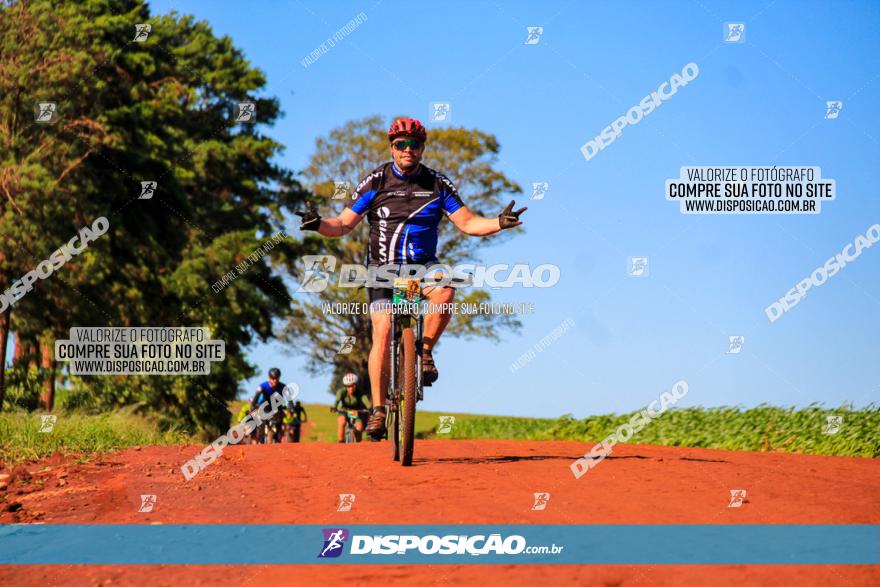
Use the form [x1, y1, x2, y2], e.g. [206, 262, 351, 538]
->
[398, 157, 419, 171]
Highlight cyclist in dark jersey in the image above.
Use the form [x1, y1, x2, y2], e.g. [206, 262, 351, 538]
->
[296, 118, 526, 438]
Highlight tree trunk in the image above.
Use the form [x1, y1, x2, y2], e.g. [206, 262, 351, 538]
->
[13, 331, 26, 364]
[0, 309, 10, 411]
[39, 336, 55, 411]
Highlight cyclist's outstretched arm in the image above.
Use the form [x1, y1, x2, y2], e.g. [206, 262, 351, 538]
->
[297, 203, 362, 237]
[449, 201, 526, 236]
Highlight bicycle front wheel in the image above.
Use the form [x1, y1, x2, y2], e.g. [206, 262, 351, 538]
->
[400, 326, 417, 466]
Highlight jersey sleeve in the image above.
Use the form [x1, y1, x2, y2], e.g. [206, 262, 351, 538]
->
[350, 166, 384, 215]
[437, 173, 465, 216]
[361, 394, 372, 410]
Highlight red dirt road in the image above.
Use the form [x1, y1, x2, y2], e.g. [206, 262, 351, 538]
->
[2, 440, 879, 585]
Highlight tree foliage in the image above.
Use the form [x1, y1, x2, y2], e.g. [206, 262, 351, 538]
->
[0, 0, 307, 436]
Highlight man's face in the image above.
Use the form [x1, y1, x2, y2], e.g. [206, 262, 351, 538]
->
[346, 384, 356, 395]
[268, 376, 279, 387]
[390, 137, 424, 171]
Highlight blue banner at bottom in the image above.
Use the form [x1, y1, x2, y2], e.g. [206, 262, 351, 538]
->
[1, 524, 877, 565]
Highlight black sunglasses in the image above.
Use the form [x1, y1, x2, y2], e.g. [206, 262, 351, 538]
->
[392, 138, 423, 151]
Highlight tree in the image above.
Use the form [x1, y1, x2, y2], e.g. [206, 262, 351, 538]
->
[282, 116, 523, 393]
[0, 0, 307, 436]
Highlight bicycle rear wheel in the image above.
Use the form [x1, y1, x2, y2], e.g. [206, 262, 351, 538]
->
[400, 327, 417, 466]
[389, 408, 400, 460]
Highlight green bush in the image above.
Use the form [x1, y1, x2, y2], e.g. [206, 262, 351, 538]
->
[433, 404, 880, 458]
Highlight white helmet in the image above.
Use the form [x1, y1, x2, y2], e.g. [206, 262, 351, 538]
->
[342, 373, 359, 386]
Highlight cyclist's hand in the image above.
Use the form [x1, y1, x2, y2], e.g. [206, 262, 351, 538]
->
[296, 201, 322, 231]
[498, 200, 527, 229]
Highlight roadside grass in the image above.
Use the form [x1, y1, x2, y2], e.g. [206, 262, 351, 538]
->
[0, 408, 190, 467]
[2, 402, 876, 466]
[428, 404, 880, 458]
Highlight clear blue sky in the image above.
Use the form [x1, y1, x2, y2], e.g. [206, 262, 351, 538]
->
[141, 0, 879, 416]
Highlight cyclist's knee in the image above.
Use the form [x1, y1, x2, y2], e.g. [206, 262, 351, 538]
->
[371, 318, 392, 345]
[371, 311, 391, 332]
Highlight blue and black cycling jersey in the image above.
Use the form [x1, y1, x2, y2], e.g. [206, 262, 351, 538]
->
[251, 380, 286, 411]
[350, 162, 465, 265]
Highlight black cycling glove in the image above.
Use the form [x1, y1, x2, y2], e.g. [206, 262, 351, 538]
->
[295, 201, 322, 231]
[498, 200, 527, 229]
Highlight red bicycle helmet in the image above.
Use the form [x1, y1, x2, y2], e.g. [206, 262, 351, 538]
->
[388, 117, 427, 142]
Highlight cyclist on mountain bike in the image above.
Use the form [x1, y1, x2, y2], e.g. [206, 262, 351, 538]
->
[283, 400, 308, 442]
[250, 367, 287, 442]
[332, 372, 371, 443]
[297, 117, 526, 439]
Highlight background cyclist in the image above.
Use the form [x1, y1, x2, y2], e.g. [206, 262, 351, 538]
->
[283, 400, 308, 442]
[250, 367, 287, 443]
[332, 373, 371, 443]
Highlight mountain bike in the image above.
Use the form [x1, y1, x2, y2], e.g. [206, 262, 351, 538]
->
[260, 416, 284, 444]
[331, 407, 369, 443]
[283, 419, 302, 443]
[386, 277, 425, 466]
